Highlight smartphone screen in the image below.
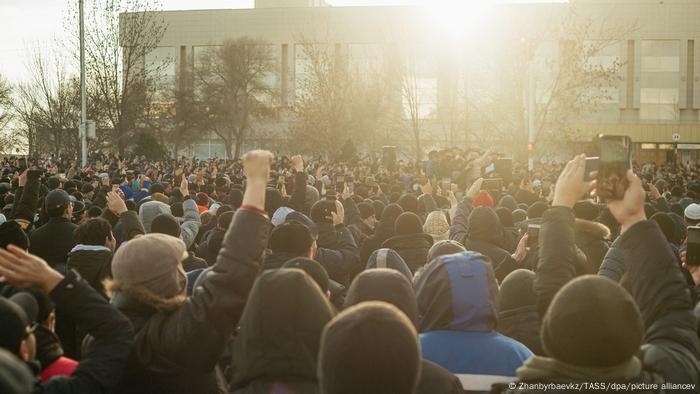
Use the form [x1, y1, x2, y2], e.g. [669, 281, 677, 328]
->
[597, 135, 631, 201]
[584, 157, 600, 181]
[687, 227, 700, 265]
[527, 224, 541, 247]
[484, 163, 496, 175]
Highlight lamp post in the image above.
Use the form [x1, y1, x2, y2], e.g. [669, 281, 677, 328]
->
[79, 0, 87, 166]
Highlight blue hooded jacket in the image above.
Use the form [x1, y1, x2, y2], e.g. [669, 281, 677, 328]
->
[416, 252, 532, 392]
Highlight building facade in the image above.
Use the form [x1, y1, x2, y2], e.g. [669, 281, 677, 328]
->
[128, 0, 700, 162]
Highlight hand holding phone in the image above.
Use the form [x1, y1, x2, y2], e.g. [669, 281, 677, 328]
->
[597, 135, 632, 201]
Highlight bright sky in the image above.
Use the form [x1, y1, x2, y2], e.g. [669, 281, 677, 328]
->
[0, 0, 565, 82]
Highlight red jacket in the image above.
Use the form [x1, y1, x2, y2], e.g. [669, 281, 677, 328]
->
[40, 356, 78, 382]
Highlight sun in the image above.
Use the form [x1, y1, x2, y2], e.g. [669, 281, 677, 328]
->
[426, 0, 495, 39]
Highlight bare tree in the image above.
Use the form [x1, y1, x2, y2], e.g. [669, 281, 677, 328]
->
[401, 56, 424, 161]
[0, 74, 19, 153]
[195, 37, 277, 159]
[465, 9, 634, 160]
[13, 49, 80, 157]
[66, 0, 168, 154]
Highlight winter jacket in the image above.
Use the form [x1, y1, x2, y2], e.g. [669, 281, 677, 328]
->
[574, 219, 610, 273]
[66, 245, 112, 298]
[29, 217, 78, 271]
[34, 271, 134, 394]
[101, 210, 146, 249]
[112, 208, 269, 394]
[598, 236, 625, 282]
[196, 227, 226, 266]
[493, 208, 700, 394]
[313, 223, 360, 286]
[497, 306, 542, 356]
[35, 325, 77, 383]
[382, 233, 434, 274]
[360, 204, 404, 265]
[230, 269, 335, 394]
[416, 252, 533, 392]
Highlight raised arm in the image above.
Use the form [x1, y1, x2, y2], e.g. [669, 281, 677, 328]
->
[12, 170, 41, 226]
[0, 246, 134, 394]
[611, 171, 700, 380]
[535, 155, 593, 317]
[156, 151, 272, 371]
[177, 176, 201, 249]
[289, 155, 307, 213]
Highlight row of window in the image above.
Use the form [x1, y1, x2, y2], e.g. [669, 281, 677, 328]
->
[144, 39, 685, 122]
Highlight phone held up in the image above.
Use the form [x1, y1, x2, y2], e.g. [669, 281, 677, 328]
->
[687, 226, 700, 266]
[594, 134, 632, 202]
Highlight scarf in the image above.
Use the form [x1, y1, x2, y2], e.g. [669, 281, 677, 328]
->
[517, 355, 642, 383]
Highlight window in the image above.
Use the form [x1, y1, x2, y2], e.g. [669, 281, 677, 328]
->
[640, 40, 680, 121]
[641, 143, 657, 150]
[348, 44, 384, 81]
[145, 47, 177, 97]
[294, 43, 329, 100]
[402, 52, 438, 120]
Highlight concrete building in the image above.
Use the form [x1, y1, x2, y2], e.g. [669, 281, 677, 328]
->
[127, 0, 700, 163]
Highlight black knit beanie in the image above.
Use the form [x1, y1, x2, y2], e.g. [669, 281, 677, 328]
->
[394, 212, 423, 236]
[499, 269, 536, 312]
[319, 301, 420, 394]
[541, 275, 644, 367]
[150, 213, 181, 238]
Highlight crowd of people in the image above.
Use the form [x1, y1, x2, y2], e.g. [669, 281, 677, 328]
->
[0, 147, 698, 394]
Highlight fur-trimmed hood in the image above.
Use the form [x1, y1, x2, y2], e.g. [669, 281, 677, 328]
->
[575, 218, 611, 241]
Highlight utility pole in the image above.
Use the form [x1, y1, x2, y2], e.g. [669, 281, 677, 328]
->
[79, 0, 87, 166]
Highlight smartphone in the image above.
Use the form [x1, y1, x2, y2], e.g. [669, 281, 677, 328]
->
[277, 175, 286, 184]
[347, 182, 354, 195]
[687, 226, 700, 265]
[484, 163, 496, 175]
[597, 135, 632, 201]
[527, 223, 541, 247]
[482, 178, 503, 191]
[584, 157, 600, 182]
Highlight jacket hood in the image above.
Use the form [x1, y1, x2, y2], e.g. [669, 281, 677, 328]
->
[467, 206, 504, 245]
[139, 201, 171, 233]
[415, 252, 499, 333]
[374, 203, 404, 240]
[423, 211, 450, 241]
[574, 219, 611, 240]
[316, 222, 339, 249]
[498, 269, 536, 312]
[231, 269, 335, 389]
[381, 232, 434, 251]
[344, 268, 418, 326]
[498, 195, 518, 211]
[365, 248, 413, 282]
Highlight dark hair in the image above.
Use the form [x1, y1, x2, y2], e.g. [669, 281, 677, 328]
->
[310, 200, 337, 224]
[74, 218, 113, 246]
[269, 222, 314, 256]
[47, 205, 69, 218]
[87, 205, 103, 218]
[217, 211, 234, 230]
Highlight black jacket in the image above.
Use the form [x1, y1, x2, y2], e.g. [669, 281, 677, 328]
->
[360, 204, 404, 266]
[35, 271, 134, 394]
[497, 305, 543, 356]
[112, 208, 269, 394]
[381, 233, 434, 274]
[196, 227, 226, 266]
[66, 247, 112, 298]
[29, 217, 78, 270]
[573, 219, 610, 274]
[313, 224, 360, 286]
[230, 269, 335, 393]
[493, 208, 700, 394]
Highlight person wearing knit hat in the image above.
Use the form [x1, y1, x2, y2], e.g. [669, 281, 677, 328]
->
[495, 156, 700, 394]
[150, 192, 169, 204]
[230, 269, 335, 393]
[365, 248, 413, 282]
[497, 269, 543, 355]
[265, 187, 284, 218]
[318, 301, 421, 394]
[265, 221, 317, 270]
[426, 239, 466, 264]
[684, 202, 700, 225]
[423, 210, 450, 242]
[342, 269, 463, 394]
[371, 200, 385, 220]
[382, 212, 434, 273]
[271, 206, 295, 227]
[195, 192, 209, 213]
[397, 194, 419, 214]
[283, 257, 330, 296]
[0, 221, 29, 250]
[511, 208, 527, 224]
[108, 150, 275, 393]
[498, 195, 518, 211]
[359, 203, 403, 265]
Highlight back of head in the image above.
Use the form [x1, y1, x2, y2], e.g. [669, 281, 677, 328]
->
[650, 212, 676, 244]
[357, 203, 375, 220]
[269, 221, 314, 256]
[423, 211, 449, 240]
[310, 200, 337, 224]
[232, 269, 334, 389]
[467, 206, 502, 243]
[495, 207, 513, 228]
[397, 194, 418, 214]
[217, 211, 234, 230]
[415, 252, 498, 333]
[139, 200, 171, 233]
[426, 240, 466, 263]
[0, 221, 29, 250]
[541, 275, 643, 367]
[498, 269, 536, 312]
[527, 201, 548, 219]
[45, 189, 71, 217]
[151, 213, 181, 238]
[319, 301, 420, 394]
[573, 200, 599, 221]
[366, 248, 412, 282]
[512, 209, 527, 224]
[498, 195, 517, 211]
[394, 212, 423, 236]
[74, 217, 113, 246]
[170, 202, 184, 217]
[265, 187, 283, 218]
[283, 257, 329, 294]
[372, 200, 385, 220]
[382, 203, 404, 222]
[111, 233, 187, 307]
[344, 269, 418, 326]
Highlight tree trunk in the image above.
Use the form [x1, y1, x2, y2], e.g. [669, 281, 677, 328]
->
[413, 121, 421, 161]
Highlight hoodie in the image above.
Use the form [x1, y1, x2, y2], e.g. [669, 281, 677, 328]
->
[423, 211, 450, 242]
[231, 269, 335, 393]
[343, 269, 463, 394]
[465, 206, 519, 282]
[139, 199, 201, 249]
[365, 248, 413, 282]
[415, 252, 532, 392]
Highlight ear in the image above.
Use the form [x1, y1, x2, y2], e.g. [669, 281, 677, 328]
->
[18, 340, 30, 362]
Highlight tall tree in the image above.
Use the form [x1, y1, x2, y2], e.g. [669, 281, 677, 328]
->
[195, 37, 277, 159]
[0, 74, 18, 153]
[66, 0, 168, 154]
[13, 50, 80, 157]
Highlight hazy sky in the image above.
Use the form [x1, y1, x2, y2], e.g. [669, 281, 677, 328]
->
[0, 0, 564, 82]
